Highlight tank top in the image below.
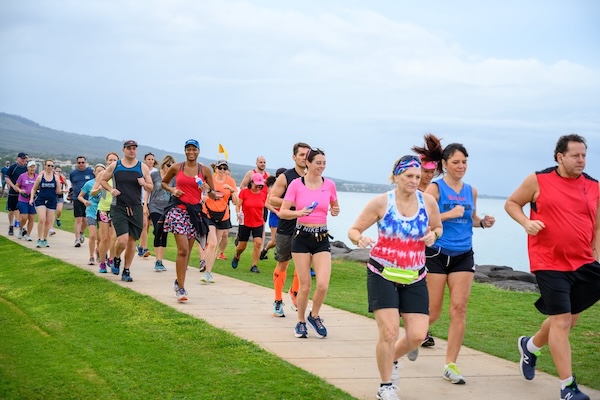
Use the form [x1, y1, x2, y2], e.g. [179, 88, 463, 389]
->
[98, 178, 114, 212]
[38, 174, 57, 199]
[112, 160, 143, 207]
[368, 190, 428, 278]
[529, 167, 599, 272]
[434, 179, 474, 253]
[276, 168, 301, 235]
[176, 163, 203, 206]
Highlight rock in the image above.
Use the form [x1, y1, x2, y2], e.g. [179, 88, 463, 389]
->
[331, 240, 352, 252]
[490, 280, 539, 292]
[475, 265, 513, 274]
[488, 270, 537, 284]
[474, 271, 493, 283]
[334, 248, 370, 263]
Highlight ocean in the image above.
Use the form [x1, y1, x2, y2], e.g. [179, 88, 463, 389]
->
[325, 192, 531, 273]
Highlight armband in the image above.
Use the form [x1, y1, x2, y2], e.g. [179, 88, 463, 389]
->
[480, 220, 485, 229]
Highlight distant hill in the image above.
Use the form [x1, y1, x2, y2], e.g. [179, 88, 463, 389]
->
[0, 112, 392, 193]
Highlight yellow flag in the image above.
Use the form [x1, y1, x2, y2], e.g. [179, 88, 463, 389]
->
[218, 143, 229, 160]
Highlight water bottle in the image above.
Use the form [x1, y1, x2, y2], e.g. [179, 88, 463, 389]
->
[194, 175, 203, 189]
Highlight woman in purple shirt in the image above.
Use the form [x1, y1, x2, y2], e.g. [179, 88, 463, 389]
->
[15, 161, 38, 241]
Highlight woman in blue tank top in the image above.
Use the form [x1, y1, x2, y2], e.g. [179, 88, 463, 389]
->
[423, 141, 496, 385]
[30, 159, 61, 247]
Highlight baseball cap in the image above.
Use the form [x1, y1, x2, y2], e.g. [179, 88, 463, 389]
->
[251, 172, 265, 185]
[185, 139, 200, 148]
[123, 140, 138, 147]
[27, 160, 36, 167]
[216, 159, 228, 167]
[18, 152, 27, 158]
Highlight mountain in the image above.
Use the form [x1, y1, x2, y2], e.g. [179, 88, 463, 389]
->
[0, 112, 391, 193]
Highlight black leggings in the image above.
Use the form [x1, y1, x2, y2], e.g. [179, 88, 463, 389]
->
[150, 212, 168, 248]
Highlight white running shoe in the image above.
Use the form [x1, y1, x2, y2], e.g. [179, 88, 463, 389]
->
[443, 363, 466, 384]
[201, 271, 215, 283]
[376, 385, 399, 400]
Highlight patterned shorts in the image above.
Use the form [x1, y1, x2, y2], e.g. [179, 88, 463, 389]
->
[163, 206, 197, 239]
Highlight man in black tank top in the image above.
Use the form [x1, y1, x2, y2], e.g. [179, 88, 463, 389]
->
[269, 142, 310, 317]
[99, 140, 153, 283]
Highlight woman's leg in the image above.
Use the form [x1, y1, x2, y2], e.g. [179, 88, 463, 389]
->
[445, 272, 474, 364]
[44, 209, 55, 239]
[204, 226, 219, 273]
[174, 234, 190, 288]
[36, 207, 47, 239]
[309, 251, 331, 317]
[293, 252, 313, 322]
[374, 308, 400, 383]
[251, 236, 263, 266]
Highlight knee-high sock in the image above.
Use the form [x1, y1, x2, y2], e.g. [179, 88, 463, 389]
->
[273, 270, 287, 301]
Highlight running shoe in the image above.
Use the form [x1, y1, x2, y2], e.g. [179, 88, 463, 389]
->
[96, 249, 101, 263]
[561, 376, 590, 400]
[307, 311, 327, 338]
[273, 300, 285, 317]
[8, 226, 13, 236]
[518, 336, 539, 380]
[22, 228, 27, 236]
[310, 267, 316, 277]
[98, 262, 107, 273]
[56, 219, 61, 227]
[443, 363, 466, 384]
[17, 229, 22, 239]
[49, 229, 56, 236]
[199, 259, 206, 272]
[201, 271, 215, 283]
[137, 245, 143, 257]
[217, 252, 227, 260]
[154, 261, 167, 272]
[88, 257, 95, 265]
[26, 235, 33, 242]
[376, 385, 400, 400]
[288, 287, 298, 311]
[74, 239, 81, 248]
[294, 321, 308, 338]
[79, 233, 85, 244]
[422, 331, 435, 347]
[36, 239, 43, 248]
[42, 239, 49, 247]
[142, 248, 150, 257]
[250, 265, 260, 273]
[176, 287, 188, 302]
[259, 249, 268, 260]
[231, 257, 239, 269]
[407, 347, 419, 361]
[111, 257, 121, 275]
[391, 361, 399, 386]
[121, 269, 133, 282]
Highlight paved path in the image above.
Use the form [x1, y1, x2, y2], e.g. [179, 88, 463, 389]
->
[3, 225, 599, 400]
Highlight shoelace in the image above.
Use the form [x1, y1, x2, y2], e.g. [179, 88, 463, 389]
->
[313, 316, 325, 329]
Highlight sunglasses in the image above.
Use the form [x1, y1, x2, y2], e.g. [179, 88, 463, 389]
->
[77, 161, 86, 164]
[255, 185, 264, 189]
[306, 147, 324, 159]
[166, 163, 172, 168]
[217, 166, 228, 170]
[46, 165, 55, 168]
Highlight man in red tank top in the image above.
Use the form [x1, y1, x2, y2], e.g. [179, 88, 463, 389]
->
[505, 134, 600, 400]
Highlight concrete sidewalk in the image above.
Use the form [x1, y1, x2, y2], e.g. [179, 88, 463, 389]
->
[3, 225, 599, 400]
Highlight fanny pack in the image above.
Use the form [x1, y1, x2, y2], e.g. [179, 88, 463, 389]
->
[369, 258, 426, 285]
[206, 206, 226, 223]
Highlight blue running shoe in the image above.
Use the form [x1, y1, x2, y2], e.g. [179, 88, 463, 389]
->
[273, 300, 285, 318]
[121, 269, 133, 282]
[56, 219, 61, 227]
[154, 261, 167, 272]
[310, 267, 316, 277]
[250, 265, 260, 273]
[307, 311, 327, 338]
[111, 257, 121, 275]
[518, 336, 539, 380]
[294, 321, 308, 338]
[561, 376, 590, 400]
[137, 245, 143, 257]
[98, 262, 107, 273]
[231, 257, 239, 269]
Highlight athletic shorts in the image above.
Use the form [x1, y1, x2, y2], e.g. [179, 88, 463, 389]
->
[150, 212, 168, 248]
[268, 211, 279, 228]
[86, 216, 97, 227]
[7, 194, 19, 211]
[534, 262, 600, 315]
[34, 195, 57, 210]
[110, 204, 143, 239]
[73, 200, 86, 218]
[274, 233, 292, 262]
[97, 210, 111, 224]
[367, 269, 429, 314]
[425, 247, 475, 274]
[263, 207, 268, 222]
[57, 194, 65, 203]
[18, 201, 36, 215]
[203, 215, 233, 230]
[237, 225, 264, 242]
[291, 229, 331, 255]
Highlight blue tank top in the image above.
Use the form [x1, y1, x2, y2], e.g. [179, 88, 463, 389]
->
[434, 179, 474, 252]
[38, 174, 57, 199]
[113, 160, 143, 207]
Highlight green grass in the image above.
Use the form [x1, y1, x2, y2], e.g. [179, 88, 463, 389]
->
[2, 197, 599, 393]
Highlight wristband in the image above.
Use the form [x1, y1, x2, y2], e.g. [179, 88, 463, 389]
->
[434, 231, 439, 241]
[480, 220, 485, 229]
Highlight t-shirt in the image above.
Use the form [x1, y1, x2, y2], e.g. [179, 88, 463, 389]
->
[1, 166, 9, 180]
[239, 188, 268, 228]
[80, 179, 102, 219]
[70, 167, 94, 197]
[528, 167, 599, 272]
[16, 172, 38, 202]
[203, 174, 237, 220]
[284, 177, 337, 225]
[6, 163, 27, 195]
[148, 170, 173, 215]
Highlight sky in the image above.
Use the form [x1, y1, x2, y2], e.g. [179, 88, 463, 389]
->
[1, 0, 599, 196]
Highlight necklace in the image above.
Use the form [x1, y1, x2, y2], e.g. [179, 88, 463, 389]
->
[396, 193, 416, 217]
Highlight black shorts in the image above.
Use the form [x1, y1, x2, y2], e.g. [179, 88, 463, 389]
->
[203, 215, 233, 230]
[291, 230, 330, 254]
[73, 200, 87, 218]
[274, 233, 293, 262]
[534, 262, 600, 315]
[150, 212, 168, 248]
[7, 193, 19, 211]
[425, 247, 475, 274]
[367, 269, 429, 314]
[110, 204, 143, 239]
[238, 225, 264, 242]
[34, 194, 57, 210]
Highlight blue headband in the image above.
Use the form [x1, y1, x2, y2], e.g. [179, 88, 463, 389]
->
[393, 157, 421, 176]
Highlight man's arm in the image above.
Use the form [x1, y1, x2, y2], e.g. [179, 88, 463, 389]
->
[504, 172, 545, 235]
[268, 174, 287, 208]
[239, 170, 253, 189]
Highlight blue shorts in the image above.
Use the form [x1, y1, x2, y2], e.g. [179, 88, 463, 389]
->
[34, 195, 58, 210]
[268, 211, 279, 228]
[18, 201, 37, 215]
